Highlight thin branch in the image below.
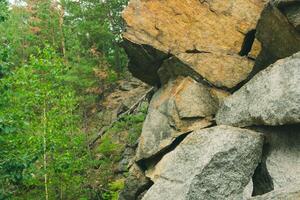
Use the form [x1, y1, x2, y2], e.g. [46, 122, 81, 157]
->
[88, 87, 154, 148]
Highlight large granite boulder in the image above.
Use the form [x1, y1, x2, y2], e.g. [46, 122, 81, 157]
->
[142, 125, 264, 200]
[250, 185, 300, 200]
[136, 76, 229, 161]
[122, 0, 266, 88]
[251, 125, 300, 196]
[253, 0, 300, 72]
[216, 52, 300, 127]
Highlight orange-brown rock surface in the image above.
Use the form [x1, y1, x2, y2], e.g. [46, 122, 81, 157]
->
[122, 0, 266, 88]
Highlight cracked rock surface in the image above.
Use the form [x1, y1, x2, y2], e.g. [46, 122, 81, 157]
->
[250, 184, 300, 200]
[142, 125, 264, 200]
[251, 125, 300, 195]
[136, 76, 229, 161]
[122, 0, 266, 88]
[216, 52, 300, 127]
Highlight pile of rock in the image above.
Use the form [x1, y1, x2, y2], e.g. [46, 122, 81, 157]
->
[119, 0, 300, 199]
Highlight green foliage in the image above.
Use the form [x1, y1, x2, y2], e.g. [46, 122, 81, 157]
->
[102, 179, 125, 200]
[0, 0, 9, 22]
[98, 135, 121, 157]
[0, 46, 93, 199]
[0, 43, 13, 77]
[0, 5, 35, 66]
[61, 0, 129, 73]
[94, 105, 147, 198]
[0, 0, 137, 199]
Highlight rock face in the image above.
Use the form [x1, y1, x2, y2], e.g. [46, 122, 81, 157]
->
[135, 76, 229, 161]
[141, 126, 264, 200]
[122, 0, 266, 88]
[251, 125, 300, 195]
[272, 0, 300, 31]
[119, 0, 300, 199]
[250, 185, 300, 200]
[254, 0, 300, 71]
[216, 52, 300, 127]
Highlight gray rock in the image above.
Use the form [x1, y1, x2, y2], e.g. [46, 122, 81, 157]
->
[216, 52, 300, 127]
[244, 180, 254, 200]
[253, 1, 300, 72]
[251, 125, 300, 195]
[135, 76, 218, 161]
[142, 125, 264, 200]
[271, 0, 300, 32]
[250, 184, 300, 200]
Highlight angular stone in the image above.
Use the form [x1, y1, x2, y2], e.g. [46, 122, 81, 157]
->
[122, 0, 266, 88]
[216, 52, 300, 127]
[254, 1, 300, 72]
[250, 185, 300, 200]
[142, 125, 264, 200]
[251, 125, 300, 195]
[136, 76, 221, 161]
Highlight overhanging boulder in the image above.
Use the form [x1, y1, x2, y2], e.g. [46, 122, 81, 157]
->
[122, 0, 266, 88]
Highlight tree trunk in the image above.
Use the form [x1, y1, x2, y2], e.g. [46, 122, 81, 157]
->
[114, 42, 121, 75]
[43, 100, 49, 200]
[58, 5, 66, 60]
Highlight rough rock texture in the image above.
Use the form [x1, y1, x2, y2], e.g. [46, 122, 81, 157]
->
[119, 164, 152, 200]
[119, 1, 300, 199]
[272, 0, 300, 31]
[122, 0, 266, 88]
[250, 185, 300, 200]
[142, 126, 264, 200]
[216, 52, 300, 127]
[253, 0, 300, 72]
[136, 76, 230, 161]
[251, 125, 300, 195]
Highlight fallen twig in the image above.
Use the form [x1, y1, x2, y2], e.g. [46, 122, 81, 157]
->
[88, 87, 155, 148]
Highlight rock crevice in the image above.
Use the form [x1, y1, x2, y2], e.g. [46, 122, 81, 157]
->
[119, 0, 300, 199]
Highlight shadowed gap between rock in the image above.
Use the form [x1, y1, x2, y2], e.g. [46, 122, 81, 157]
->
[135, 179, 154, 200]
[185, 49, 211, 54]
[252, 142, 274, 196]
[136, 131, 192, 172]
[239, 29, 256, 56]
[121, 39, 172, 87]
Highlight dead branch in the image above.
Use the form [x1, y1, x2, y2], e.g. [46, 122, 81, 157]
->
[88, 87, 155, 148]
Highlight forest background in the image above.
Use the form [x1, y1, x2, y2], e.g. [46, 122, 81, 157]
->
[0, 0, 137, 199]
